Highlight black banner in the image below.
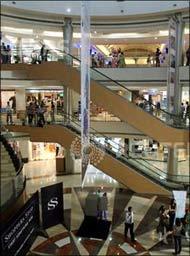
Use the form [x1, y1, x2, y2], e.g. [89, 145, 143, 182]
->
[41, 182, 64, 229]
[0, 192, 40, 256]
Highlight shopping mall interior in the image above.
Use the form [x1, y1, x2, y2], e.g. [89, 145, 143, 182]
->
[0, 1, 190, 255]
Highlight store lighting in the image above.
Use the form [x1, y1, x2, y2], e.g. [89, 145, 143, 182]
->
[185, 28, 189, 34]
[159, 30, 169, 36]
[73, 32, 81, 38]
[43, 31, 62, 37]
[154, 37, 158, 40]
[66, 8, 71, 13]
[1, 26, 33, 35]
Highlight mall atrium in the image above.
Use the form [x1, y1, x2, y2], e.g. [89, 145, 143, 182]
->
[0, 1, 190, 255]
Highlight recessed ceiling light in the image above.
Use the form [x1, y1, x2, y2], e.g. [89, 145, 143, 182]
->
[94, 31, 97, 34]
[154, 37, 158, 40]
[67, 8, 71, 13]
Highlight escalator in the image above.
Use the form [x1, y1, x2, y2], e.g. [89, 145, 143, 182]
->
[1, 52, 189, 144]
[6, 116, 188, 196]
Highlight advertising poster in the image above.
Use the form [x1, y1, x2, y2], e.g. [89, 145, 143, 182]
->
[167, 16, 177, 113]
[0, 192, 40, 256]
[41, 182, 64, 229]
[81, 1, 91, 181]
[173, 190, 187, 218]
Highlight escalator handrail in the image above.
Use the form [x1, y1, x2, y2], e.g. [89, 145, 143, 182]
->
[61, 120, 185, 189]
[61, 114, 188, 183]
[55, 49, 185, 123]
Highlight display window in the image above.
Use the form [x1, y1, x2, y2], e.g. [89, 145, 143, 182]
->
[31, 142, 57, 161]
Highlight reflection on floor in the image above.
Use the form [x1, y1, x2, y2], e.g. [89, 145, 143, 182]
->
[23, 159, 189, 255]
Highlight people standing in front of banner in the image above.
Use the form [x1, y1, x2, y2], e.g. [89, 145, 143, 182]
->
[155, 48, 161, 67]
[173, 218, 182, 255]
[6, 101, 13, 125]
[169, 198, 176, 231]
[186, 47, 190, 66]
[124, 206, 135, 243]
[99, 192, 108, 220]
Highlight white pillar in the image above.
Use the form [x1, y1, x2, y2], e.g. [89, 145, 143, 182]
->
[19, 140, 30, 162]
[16, 88, 26, 121]
[167, 147, 178, 182]
[16, 37, 23, 63]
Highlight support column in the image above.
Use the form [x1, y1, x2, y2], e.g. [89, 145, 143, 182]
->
[63, 17, 73, 64]
[64, 86, 72, 121]
[15, 37, 22, 63]
[18, 140, 30, 163]
[174, 13, 185, 115]
[64, 149, 74, 174]
[16, 89, 26, 122]
[167, 14, 185, 116]
[63, 17, 73, 122]
[167, 147, 178, 182]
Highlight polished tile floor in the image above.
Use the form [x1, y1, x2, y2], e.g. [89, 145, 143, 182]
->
[24, 159, 190, 256]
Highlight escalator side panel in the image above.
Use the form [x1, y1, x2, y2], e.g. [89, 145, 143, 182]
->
[6, 125, 170, 195]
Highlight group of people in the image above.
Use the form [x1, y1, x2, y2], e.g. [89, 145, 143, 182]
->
[157, 199, 190, 255]
[26, 98, 55, 126]
[0, 42, 11, 64]
[91, 48, 126, 68]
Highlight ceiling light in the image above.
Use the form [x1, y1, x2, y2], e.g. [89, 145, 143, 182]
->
[67, 8, 71, 13]
[94, 31, 97, 34]
[154, 37, 158, 40]
[1, 26, 33, 34]
[159, 30, 169, 36]
[43, 31, 62, 37]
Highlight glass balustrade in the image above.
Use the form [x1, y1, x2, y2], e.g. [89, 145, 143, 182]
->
[0, 131, 26, 210]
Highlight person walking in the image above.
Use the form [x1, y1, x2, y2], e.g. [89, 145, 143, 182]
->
[6, 101, 13, 125]
[118, 52, 126, 68]
[157, 205, 169, 243]
[173, 218, 182, 255]
[155, 48, 161, 67]
[99, 192, 108, 220]
[124, 206, 135, 242]
[40, 44, 45, 63]
[180, 103, 185, 120]
[156, 101, 161, 117]
[169, 198, 177, 231]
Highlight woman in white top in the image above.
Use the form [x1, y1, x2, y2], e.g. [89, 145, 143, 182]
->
[124, 206, 135, 242]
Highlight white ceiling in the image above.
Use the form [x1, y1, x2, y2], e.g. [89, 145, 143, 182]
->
[1, 1, 189, 17]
